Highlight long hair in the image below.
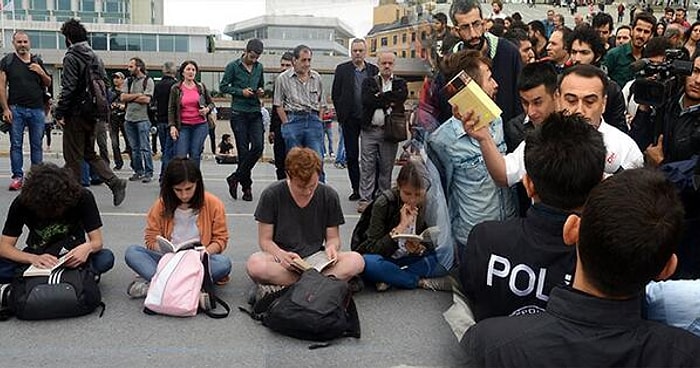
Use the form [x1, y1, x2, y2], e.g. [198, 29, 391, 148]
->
[20, 163, 84, 219]
[160, 158, 205, 218]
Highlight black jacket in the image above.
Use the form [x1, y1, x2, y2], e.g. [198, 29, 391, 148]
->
[55, 41, 105, 120]
[360, 75, 408, 129]
[603, 78, 629, 134]
[462, 286, 700, 367]
[153, 75, 177, 123]
[331, 60, 379, 124]
[460, 204, 575, 322]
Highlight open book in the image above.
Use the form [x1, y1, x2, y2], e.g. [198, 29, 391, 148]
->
[290, 250, 337, 273]
[391, 226, 440, 243]
[156, 235, 201, 253]
[443, 70, 502, 131]
[23, 254, 69, 277]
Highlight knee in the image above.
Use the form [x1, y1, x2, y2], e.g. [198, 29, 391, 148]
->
[245, 253, 269, 281]
[124, 245, 145, 266]
[91, 248, 115, 273]
[345, 251, 366, 274]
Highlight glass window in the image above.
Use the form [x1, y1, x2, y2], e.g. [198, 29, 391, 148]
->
[90, 32, 107, 50]
[126, 34, 140, 51]
[393, 35, 397, 45]
[56, 0, 71, 10]
[25, 31, 56, 49]
[402, 33, 407, 43]
[401, 50, 406, 58]
[371, 38, 376, 52]
[174, 36, 188, 52]
[28, 10, 50, 21]
[159, 35, 174, 52]
[141, 34, 156, 51]
[31, 0, 47, 10]
[80, 0, 95, 11]
[110, 34, 126, 51]
[380, 37, 387, 46]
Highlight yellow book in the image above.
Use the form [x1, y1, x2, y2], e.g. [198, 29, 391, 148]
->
[444, 70, 502, 131]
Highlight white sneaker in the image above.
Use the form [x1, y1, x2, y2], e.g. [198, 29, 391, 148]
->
[127, 277, 149, 298]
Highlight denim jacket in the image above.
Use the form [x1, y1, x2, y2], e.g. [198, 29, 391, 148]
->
[427, 117, 515, 248]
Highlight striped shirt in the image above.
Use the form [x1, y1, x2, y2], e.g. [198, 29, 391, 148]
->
[273, 68, 325, 113]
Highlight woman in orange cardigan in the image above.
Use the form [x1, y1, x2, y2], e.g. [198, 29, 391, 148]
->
[124, 157, 231, 298]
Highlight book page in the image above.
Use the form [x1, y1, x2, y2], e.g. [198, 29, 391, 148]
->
[23, 254, 68, 277]
[391, 233, 423, 242]
[304, 250, 337, 272]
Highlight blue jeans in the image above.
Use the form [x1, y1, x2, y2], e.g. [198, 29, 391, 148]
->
[174, 122, 208, 168]
[230, 111, 264, 189]
[322, 122, 333, 156]
[125, 120, 153, 177]
[281, 112, 325, 182]
[9, 106, 44, 178]
[0, 249, 115, 283]
[362, 253, 447, 289]
[124, 245, 232, 282]
[335, 125, 346, 165]
[157, 121, 174, 180]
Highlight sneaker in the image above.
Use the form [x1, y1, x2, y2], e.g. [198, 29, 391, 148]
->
[215, 275, 231, 286]
[348, 276, 364, 293]
[128, 173, 143, 181]
[141, 175, 153, 183]
[110, 178, 127, 206]
[8, 177, 22, 191]
[357, 201, 369, 213]
[252, 284, 286, 305]
[418, 276, 454, 292]
[127, 277, 149, 298]
[375, 282, 390, 292]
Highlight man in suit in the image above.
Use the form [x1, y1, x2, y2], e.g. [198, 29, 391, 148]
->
[357, 51, 407, 213]
[332, 39, 379, 201]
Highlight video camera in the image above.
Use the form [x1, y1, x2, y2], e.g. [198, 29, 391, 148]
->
[632, 49, 693, 107]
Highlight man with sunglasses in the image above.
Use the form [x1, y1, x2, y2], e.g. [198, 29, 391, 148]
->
[221, 39, 265, 202]
[449, 0, 523, 122]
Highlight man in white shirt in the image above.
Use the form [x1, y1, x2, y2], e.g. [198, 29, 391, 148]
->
[459, 64, 643, 188]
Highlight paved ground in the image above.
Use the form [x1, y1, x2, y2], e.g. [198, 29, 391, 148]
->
[0, 141, 467, 367]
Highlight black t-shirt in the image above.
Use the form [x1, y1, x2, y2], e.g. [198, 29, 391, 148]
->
[254, 180, 345, 258]
[0, 53, 48, 108]
[2, 189, 102, 254]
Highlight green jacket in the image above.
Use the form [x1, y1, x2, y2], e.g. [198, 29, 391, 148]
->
[219, 58, 264, 113]
[352, 188, 429, 258]
[167, 81, 215, 131]
[603, 42, 635, 89]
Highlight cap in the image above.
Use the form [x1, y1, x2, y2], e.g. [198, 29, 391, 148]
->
[112, 72, 125, 79]
[246, 39, 264, 55]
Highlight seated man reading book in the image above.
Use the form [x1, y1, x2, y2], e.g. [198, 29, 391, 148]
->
[246, 147, 364, 293]
[351, 158, 451, 291]
[0, 163, 115, 283]
[459, 112, 606, 321]
[462, 169, 700, 367]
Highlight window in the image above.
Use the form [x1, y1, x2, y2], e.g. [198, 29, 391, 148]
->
[109, 34, 127, 51]
[141, 34, 156, 52]
[402, 33, 407, 43]
[26, 30, 56, 49]
[174, 36, 188, 52]
[392, 35, 397, 45]
[401, 50, 406, 58]
[90, 32, 107, 50]
[80, 0, 95, 11]
[104, 0, 124, 13]
[126, 34, 140, 51]
[380, 37, 387, 46]
[411, 50, 416, 58]
[31, 0, 48, 10]
[370, 38, 377, 53]
[159, 35, 174, 52]
[411, 32, 416, 41]
[55, 0, 71, 10]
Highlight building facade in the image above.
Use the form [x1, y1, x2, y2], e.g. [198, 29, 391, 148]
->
[3, 0, 163, 25]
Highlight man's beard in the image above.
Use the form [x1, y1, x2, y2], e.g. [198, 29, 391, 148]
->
[462, 36, 485, 51]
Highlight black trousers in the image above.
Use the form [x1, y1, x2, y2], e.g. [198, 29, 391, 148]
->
[341, 118, 362, 193]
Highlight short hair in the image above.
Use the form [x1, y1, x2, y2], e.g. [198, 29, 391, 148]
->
[556, 14, 565, 25]
[351, 38, 366, 47]
[578, 169, 684, 297]
[177, 60, 198, 80]
[559, 64, 609, 97]
[440, 49, 492, 85]
[162, 61, 177, 76]
[633, 12, 657, 29]
[676, 7, 687, 15]
[591, 12, 614, 31]
[567, 25, 606, 62]
[643, 36, 670, 58]
[450, 0, 482, 24]
[616, 24, 631, 34]
[511, 12, 522, 22]
[517, 61, 558, 94]
[396, 158, 430, 191]
[665, 23, 683, 39]
[433, 12, 448, 25]
[246, 38, 264, 54]
[503, 28, 529, 47]
[60, 18, 88, 43]
[665, 6, 674, 13]
[285, 147, 322, 182]
[492, 0, 503, 8]
[130, 57, 147, 74]
[11, 30, 27, 40]
[280, 51, 293, 62]
[528, 20, 546, 37]
[293, 44, 312, 59]
[20, 163, 83, 220]
[160, 158, 205, 219]
[524, 112, 605, 210]
[490, 22, 506, 37]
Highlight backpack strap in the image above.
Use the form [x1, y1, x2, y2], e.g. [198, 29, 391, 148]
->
[199, 252, 230, 319]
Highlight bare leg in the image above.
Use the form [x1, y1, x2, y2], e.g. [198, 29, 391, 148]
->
[322, 251, 365, 281]
[246, 251, 300, 286]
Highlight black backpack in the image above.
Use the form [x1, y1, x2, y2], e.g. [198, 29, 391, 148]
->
[350, 189, 395, 252]
[74, 51, 110, 124]
[7, 266, 104, 320]
[248, 269, 361, 343]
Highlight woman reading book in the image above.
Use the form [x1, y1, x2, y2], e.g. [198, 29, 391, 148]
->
[0, 163, 115, 283]
[351, 159, 451, 291]
[124, 157, 232, 298]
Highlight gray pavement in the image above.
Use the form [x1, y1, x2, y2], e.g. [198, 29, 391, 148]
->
[0, 144, 466, 367]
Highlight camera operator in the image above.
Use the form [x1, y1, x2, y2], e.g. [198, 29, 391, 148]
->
[630, 51, 700, 278]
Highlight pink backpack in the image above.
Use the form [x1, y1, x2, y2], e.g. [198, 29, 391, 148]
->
[144, 249, 204, 317]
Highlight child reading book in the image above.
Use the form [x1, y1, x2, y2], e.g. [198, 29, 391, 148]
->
[124, 158, 232, 298]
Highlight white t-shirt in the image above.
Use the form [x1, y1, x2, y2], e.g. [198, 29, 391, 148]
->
[504, 120, 644, 186]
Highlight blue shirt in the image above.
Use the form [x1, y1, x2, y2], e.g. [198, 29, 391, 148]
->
[646, 280, 700, 337]
[428, 117, 516, 248]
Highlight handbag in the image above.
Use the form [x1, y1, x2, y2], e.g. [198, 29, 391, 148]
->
[384, 111, 408, 143]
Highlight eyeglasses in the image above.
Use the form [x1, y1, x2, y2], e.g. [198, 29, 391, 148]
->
[455, 20, 483, 33]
